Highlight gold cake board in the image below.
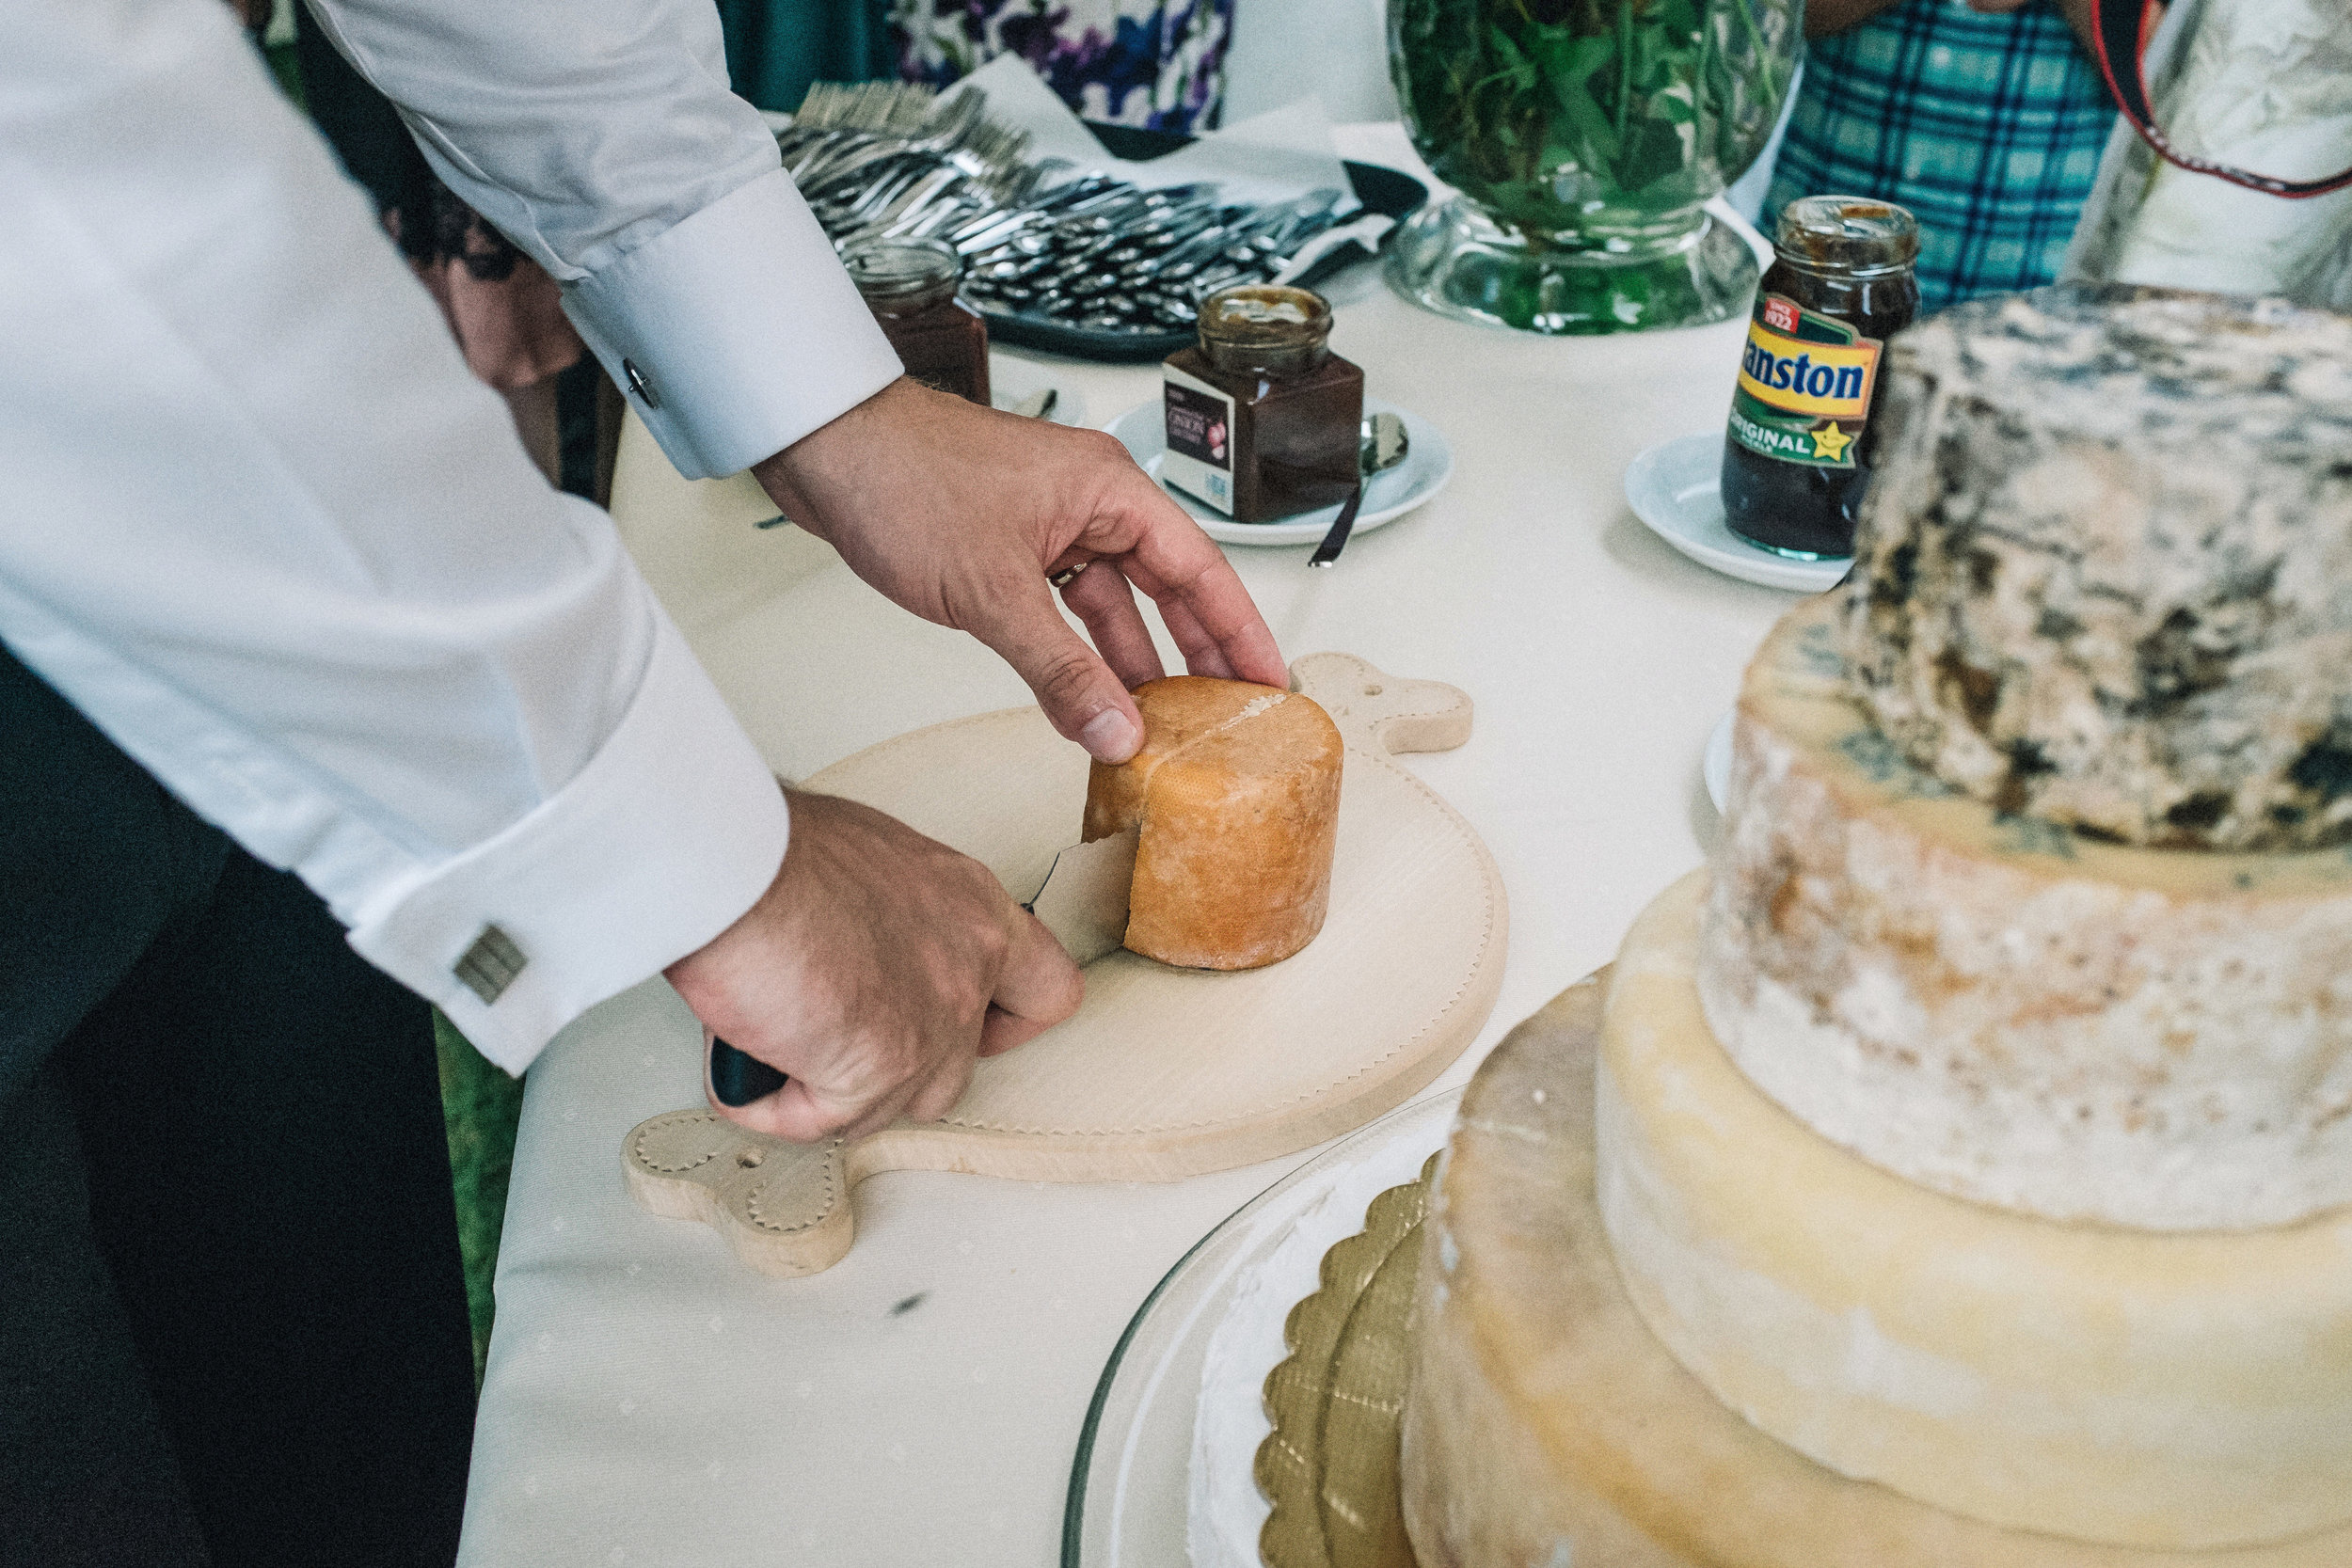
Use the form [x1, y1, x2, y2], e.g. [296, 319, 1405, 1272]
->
[1253, 1157, 1438, 1568]
[1256, 972, 2352, 1568]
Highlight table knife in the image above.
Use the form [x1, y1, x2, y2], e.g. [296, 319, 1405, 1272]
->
[708, 823, 1139, 1106]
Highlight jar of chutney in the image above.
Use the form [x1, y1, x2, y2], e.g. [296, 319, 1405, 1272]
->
[844, 238, 992, 406]
[1720, 198, 1919, 560]
[1161, 286, 1363, 524]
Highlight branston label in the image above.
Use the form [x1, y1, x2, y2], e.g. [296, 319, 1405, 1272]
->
[1738, 324, 1877, 420]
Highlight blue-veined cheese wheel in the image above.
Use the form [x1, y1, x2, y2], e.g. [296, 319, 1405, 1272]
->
[1704, 594, 2352, 1229]
[1845, 286, 2352, 851]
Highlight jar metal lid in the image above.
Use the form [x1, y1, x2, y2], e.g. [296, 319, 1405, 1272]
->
[1198, 285, 1333, 348]
[844, 238, 962, 314]
[1774, 196, 1920, 272]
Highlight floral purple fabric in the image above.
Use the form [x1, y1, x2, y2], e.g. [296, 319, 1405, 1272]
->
[890, 0, 1233, 132]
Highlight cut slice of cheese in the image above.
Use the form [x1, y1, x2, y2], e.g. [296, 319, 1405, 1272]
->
[1083, 676, 1343, 970]
[1702, 593, 2352, 1229]
[1605, 872, 2352, 1550]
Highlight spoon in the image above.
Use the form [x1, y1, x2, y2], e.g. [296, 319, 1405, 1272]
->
[1309, 412, 1409, 568]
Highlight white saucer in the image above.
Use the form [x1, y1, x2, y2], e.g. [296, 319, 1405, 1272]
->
[1703, 710, 1734, 815]
[1105, 395, 1454, 546]
[1623, 432, 1851, 594]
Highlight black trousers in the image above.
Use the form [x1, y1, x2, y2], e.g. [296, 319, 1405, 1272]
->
[0, 644, 476, 1567]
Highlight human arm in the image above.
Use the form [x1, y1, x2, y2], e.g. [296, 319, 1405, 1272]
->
[5, 0, 1108, 1126]
[1, 0, 794, 1071]
[301, 0, 902, 482]
[668, 791, 1081, 1140]
[302, 0, 1287, 758]
[1809, 0, 2097, 47]
[1805, 0, 1905, 39]
[753, 379, 1288, 763]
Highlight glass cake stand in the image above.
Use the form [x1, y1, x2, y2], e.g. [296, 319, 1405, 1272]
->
[1060, 1088, 1465, 1568]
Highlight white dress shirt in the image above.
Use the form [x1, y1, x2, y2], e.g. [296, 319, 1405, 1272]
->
[2, 0, 904, 1069]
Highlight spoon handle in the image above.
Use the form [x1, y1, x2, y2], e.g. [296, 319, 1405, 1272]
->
[1308, 483, 1366, 569]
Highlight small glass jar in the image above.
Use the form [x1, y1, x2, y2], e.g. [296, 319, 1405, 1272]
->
[1160, 286, 1364, 524]
[1719, 197, 1921, 560]
[844, 238, 992, 406]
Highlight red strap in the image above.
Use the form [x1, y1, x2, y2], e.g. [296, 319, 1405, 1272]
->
[2090, 0, 2352, 199]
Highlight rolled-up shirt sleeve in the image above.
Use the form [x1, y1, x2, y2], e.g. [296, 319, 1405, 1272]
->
[303, 0, 904, 479]
[1, 0, 790, 1070]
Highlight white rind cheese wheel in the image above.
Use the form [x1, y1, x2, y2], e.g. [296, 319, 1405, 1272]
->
[1606, 872, 2352, 1550]
[1701, 594, 2352, 1230]
[1402, 969, 2352, 1568]
[1842, 285, 2352, 852]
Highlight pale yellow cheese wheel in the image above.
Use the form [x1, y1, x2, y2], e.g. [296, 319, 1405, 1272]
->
[1606, 872, 2352, 1550]
[1401, 965, 2352, 1568]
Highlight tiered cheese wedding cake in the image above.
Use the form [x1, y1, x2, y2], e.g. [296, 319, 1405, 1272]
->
[1403, 287, 2352, 1565]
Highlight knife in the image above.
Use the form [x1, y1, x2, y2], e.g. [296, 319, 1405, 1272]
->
[707, 823, 1139, 1107]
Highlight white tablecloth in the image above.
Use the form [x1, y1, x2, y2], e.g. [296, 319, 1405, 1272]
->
[456, 125, 1795, 1568]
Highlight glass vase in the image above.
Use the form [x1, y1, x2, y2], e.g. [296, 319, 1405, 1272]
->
[1386, 0, 1802, 335]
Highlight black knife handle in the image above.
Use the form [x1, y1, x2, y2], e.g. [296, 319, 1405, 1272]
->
[1308, 482, 1366, 569]
[708, 1036, 788, 1107]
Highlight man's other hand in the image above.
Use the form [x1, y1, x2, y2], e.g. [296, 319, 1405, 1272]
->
[751, 377, 1288, 766]
[665, 789, 1082, 1142]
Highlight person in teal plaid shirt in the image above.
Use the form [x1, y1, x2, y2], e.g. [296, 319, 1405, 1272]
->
[1766, 0, 2119, 310]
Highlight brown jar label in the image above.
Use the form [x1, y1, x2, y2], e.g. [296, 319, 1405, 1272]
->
[1726, 293, 1883, 469]
[1162, 368, 1236, 515]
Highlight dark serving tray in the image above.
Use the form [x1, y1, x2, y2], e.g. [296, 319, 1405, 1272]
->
[977, 121, 1427, 363]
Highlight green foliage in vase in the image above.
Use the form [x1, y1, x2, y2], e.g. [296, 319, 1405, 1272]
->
[1391, 0, 1789, 238]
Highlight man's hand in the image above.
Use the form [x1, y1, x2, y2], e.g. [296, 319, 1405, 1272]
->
[752, 377, 1288, 765]
[665, 789, 1083, 1142]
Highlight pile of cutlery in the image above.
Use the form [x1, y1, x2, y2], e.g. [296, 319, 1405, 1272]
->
[780, 81, 1357, 337]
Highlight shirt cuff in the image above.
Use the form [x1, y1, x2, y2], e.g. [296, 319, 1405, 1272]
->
[345, 612, 788, 1073]
[563, 168, 906, 481]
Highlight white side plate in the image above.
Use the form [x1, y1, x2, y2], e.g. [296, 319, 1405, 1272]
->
[1623, 431, 1850, 594]
[1105, 396, 1454, 547]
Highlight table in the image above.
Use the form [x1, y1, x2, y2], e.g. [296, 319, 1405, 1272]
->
[455, 126, 1796, 1568]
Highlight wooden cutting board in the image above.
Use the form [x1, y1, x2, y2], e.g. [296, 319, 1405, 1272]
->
[624, 653, 1507, 1276]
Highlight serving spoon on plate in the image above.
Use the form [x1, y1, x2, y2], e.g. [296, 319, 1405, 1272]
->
[1310, 410, 1409, 568]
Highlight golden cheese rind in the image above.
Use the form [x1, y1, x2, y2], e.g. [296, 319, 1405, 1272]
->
[1083, 676, 1342, 970]
[1606, 872, 2352, 1551]
[1701, 594, 2352, 1230]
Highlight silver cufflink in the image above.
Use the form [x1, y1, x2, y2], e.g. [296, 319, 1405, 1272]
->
[622, 357, 661, 410]
[453, 924, 527, 1005]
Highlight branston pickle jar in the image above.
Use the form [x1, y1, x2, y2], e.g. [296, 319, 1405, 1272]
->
[844, 238, 992, 406]
[1720, 197, 1920, 559]
[1161, 285, 1363, 524]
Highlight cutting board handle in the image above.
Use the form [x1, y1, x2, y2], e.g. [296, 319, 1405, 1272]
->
[1290, 653, 1473, 758]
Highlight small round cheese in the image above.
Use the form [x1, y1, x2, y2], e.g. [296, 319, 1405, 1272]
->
[1083, 676, 1343, 970]
[1609, 872, 2352, 1550]
[1843, 285, 2352, 851]
[1702, 594, 2352, 1229]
